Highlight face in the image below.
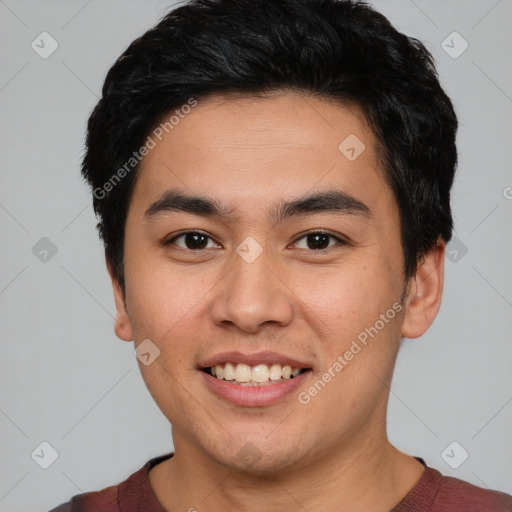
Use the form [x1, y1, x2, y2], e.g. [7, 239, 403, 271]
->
[109, 90, 442, 474]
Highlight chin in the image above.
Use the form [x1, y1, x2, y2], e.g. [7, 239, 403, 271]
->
[206, 435, 310, 475]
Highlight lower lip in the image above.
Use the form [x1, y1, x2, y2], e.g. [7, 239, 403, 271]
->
[200, 370, 311, 407]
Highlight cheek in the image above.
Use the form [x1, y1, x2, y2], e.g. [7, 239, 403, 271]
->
[124, 258, 211, 418]
[290, 260, 395, 346]
[124, 247, 210, 337]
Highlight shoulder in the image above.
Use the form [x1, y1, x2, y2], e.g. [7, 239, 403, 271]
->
[48, 483, 119, 512]
[430, 467, 512, 512]
[47, 453, 173, 512]
[393, 460, 512, 512]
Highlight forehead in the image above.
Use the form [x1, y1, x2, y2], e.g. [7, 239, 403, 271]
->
[131, 91, 394, 221]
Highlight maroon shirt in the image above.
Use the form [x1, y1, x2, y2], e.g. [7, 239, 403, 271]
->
[49, 453, 512, 511]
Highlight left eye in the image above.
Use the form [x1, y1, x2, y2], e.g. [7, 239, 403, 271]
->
[292, 232, 345, 251]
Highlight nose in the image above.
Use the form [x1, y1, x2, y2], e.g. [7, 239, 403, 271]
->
[210, 245, 294, 334]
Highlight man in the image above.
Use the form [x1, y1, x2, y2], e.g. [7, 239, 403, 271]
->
[50, 0, 512, 510]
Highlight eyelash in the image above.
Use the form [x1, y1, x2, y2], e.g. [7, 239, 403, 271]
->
[163, 230, 347, 252]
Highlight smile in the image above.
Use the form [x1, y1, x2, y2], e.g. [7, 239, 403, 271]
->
[203, 362, 309, 386]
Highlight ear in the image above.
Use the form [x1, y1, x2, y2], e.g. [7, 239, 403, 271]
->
[401, 241, 445, 339]
[105, 253, 133, 342]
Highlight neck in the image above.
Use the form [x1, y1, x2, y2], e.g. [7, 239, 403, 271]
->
[150, 427, 424, 511]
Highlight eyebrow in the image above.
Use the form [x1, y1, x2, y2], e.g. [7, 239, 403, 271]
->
[144, 188, 372, 225]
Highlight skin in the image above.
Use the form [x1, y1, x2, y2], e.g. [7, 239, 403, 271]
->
[107, 90, 445, 511]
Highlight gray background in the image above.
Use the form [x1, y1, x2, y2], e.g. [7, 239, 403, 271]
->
[0, 0, 511, 510]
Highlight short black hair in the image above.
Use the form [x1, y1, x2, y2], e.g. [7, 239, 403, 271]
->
[81, 0, 458, 291]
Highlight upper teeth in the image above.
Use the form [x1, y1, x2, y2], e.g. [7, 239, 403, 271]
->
[209, 363, 303, 383]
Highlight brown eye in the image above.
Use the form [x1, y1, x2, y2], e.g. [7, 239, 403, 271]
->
[166, 231, 219, 250]
[293, 232, 345, 251]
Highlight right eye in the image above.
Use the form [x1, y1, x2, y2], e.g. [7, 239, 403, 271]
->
[163, 231, 221, 251]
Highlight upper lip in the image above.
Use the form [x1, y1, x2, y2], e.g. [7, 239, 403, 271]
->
[198, 351, 312, 369]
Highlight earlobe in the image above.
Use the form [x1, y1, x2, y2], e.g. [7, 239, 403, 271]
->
[401, 241, 446, 339]
[105, 254, 133, 342]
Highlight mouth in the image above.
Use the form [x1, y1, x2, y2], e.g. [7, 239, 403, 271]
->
[198, 351, 314, 406]
[202, 363, 311, 386]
